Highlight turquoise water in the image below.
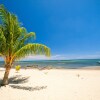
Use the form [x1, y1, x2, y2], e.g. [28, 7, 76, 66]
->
[0, 59, 100, 69]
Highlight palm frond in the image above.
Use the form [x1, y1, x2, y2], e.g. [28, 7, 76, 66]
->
[0, 25, 6, 55]
[0, 52, 3, 56]
[0, 4, 9, 24]
[0, 5, 51, 64]
[13, 43, 50, 60]
[13, 32, 36, 54]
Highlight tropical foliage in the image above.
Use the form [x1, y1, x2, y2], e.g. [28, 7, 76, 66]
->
[0, 4, 50, 86]
[15, 65, 21, 72]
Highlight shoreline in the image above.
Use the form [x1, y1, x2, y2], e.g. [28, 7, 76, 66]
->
[1, 65, 100, 70]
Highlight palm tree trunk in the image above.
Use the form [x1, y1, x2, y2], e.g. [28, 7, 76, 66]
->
[1, 64, 11, 86]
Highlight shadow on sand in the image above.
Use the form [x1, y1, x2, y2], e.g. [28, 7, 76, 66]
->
[10, 85, 47, 91]
[0, 75, 47, 91]
[9, 75, 29, 84]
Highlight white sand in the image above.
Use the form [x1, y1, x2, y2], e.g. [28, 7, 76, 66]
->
[0, 68, 100, 100]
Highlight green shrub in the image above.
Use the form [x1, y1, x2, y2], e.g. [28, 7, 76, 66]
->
[15, 65, 21, 72]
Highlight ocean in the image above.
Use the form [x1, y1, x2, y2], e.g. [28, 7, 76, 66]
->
[0, 59, 100, 69]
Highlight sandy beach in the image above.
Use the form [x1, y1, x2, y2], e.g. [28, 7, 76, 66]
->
[0, 68, 100, 100]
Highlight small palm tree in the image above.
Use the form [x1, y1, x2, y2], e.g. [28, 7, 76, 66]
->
[0, 5, 50, 86]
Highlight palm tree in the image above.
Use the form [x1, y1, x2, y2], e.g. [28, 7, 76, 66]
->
[0, 5, 50, 86]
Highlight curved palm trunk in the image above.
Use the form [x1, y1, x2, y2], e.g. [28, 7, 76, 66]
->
[1, 64, 11, 86]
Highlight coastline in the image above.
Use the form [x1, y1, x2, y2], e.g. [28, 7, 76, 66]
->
[1, 65, 100, 70]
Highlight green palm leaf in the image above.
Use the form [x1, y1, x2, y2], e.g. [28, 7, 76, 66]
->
[0, 4, 51, 63]
[13, 43, 50, 60]
[0, 4, 51, 86]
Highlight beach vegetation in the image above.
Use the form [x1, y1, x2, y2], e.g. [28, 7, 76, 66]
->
[15, 65, 21, 72]
[0, 5, 50, 86]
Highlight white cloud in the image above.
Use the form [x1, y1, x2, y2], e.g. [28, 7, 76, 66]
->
[21, 55, 50, 61]
[20, 54, 67, 61]
[0, 53, 100, 61]
[21, 54, 100, 61]
[21, 54, 70, 61]
[0, 57, 4, 61]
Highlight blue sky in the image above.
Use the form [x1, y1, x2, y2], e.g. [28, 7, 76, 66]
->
[1, 0, 100, 60]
